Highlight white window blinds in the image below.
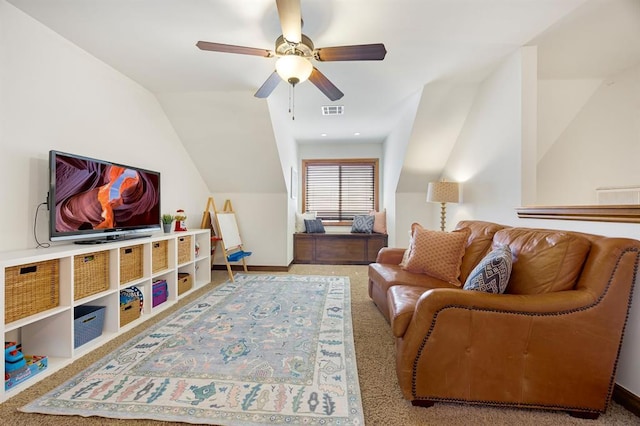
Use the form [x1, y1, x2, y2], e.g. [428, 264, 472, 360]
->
[303, 160, 377, 221]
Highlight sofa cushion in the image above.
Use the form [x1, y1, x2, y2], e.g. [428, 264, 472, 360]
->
[351, 214, 374, 233]
[388, 285, 429, 337]
[369, 263, 457, 292]
[368, 263, 457, 321]
[463, 245, 513, 293]
[493, 228, 591, 294]
[455, 220, 507, 283]
[402, 224, 471, 285]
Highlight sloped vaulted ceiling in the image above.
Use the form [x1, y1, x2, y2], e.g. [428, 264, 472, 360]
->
[396, 82, 479, 193]
[156, 91, 285, 193]
[10, 0, 632, 198]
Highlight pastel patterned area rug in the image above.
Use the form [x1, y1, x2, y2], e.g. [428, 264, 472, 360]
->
[21, 274, 363, 425]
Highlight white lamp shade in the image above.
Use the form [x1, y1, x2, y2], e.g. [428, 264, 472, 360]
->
[276, 55, 313, 84]
[426, 181, 460, 203]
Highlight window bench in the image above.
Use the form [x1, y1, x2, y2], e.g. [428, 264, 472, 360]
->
[293, 232, 388, 265]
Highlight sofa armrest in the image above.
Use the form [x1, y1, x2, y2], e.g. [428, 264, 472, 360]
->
[414, 288, 595, 321]
[396, 287, 623, 405]
[398, 288, 597, 350]
[376, 247, 406, 265]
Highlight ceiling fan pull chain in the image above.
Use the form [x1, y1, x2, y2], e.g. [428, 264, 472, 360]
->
[287, 83, 296, 120]
[292, 84, 296, 121]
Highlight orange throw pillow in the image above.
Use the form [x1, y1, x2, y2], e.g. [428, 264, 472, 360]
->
[402, 224, 471, 285]
[369, 209, 387, 234]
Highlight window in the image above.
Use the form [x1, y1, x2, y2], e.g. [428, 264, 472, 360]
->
[302, 159, 379, 224]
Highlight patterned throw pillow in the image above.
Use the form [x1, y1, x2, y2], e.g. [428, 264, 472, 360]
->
[463, 245, 513, 293]
[304, 219, 325, 233]
[402, 224, 471, 285]
[351, 215, 374, 233]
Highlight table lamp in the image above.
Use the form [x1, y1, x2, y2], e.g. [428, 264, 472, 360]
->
[426, 181, 460, 231]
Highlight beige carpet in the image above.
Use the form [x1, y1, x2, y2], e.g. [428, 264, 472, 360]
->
[2, 265, 638, 425]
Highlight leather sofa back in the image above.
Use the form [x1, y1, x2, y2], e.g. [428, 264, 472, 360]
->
[492, 228, 592, 294]
[455, 220, 507, 283]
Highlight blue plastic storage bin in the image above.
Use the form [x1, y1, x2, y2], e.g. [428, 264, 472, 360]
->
[74, 305, 105, 348]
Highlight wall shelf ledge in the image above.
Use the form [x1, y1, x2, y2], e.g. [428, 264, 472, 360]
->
[516, 205, 640, 223]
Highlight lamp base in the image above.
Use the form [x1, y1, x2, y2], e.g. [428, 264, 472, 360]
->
[439, 202, 447, 232]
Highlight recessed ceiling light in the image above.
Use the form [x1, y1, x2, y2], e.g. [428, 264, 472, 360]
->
[321, 133, 327, 137]
[354, 132, 361, 136]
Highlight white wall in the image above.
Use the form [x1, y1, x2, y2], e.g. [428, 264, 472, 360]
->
[535, 61, 640, 395]
[443, 47, 640, 397]
[209, 192, 288, 267]
[155, 90, 292, 267]
[384, 91, 422, 246]
[536, 79, 601, 162]
[268, 95, 298, 265]
[537, 63, 640, 205]
[394, 193, 440, 248]
[444, 50, 526, 226]
[0, 2, 210, 251]
[298, 142, 383, 162]
[298, 142, 384, 233]
[155, 91, 285, 194]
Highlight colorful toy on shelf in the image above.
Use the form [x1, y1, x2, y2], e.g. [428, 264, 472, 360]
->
[174, 209, 187, 231]
[4, 342, 48, 390]
[5, 343, 27, 376]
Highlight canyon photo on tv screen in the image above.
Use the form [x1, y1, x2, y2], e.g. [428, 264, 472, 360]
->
[49, 150, 161, 242]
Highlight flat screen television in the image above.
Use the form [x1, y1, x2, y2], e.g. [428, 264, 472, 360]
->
[49, 150, 161, 243]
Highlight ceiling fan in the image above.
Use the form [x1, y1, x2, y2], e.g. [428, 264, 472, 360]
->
[196, 0, 387, 101]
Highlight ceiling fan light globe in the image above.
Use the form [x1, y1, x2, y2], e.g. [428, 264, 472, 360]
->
[276, 55, 313, 85]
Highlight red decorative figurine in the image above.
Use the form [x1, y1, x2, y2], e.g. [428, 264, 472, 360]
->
[174, 209, 187, 231]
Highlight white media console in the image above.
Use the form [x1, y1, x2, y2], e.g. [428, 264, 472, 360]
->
[0, 229, 211, 402]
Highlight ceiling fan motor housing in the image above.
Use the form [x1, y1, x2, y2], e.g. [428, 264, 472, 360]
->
[275, 34, 314, 58]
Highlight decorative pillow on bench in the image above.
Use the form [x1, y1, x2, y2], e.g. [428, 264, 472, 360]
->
[304, 219, 326, 233]
[295, 211, 316, 233]
[352, 215, 375, 233]
[369, 209, 387, 234]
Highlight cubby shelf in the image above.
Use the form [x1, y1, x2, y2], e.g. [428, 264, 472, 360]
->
[0, 229, 210, 402]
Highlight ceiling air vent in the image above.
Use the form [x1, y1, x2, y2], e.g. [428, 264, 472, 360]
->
[321, 105, 344, 116]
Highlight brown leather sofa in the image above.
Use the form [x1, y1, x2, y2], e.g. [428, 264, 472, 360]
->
[368, 220, 640, 418]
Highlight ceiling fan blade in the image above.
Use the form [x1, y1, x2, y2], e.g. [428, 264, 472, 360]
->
[309, 67, 344, 101]
[254, 71, 281, 98]
[276, 0, 302, 43]
[315, 43, 387, 61]
[196, 41, 272, 58]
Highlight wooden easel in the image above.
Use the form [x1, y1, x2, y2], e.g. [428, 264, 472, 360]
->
[202, 197, 251, 282]
[201, 198, 222, 268]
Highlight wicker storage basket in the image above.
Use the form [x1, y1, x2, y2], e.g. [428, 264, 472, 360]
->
[120, 245, 143, 284]
[119, 300, 140, 327]
[74, 251, 110, 301]
[152, 240, 168, 273]
[177, 235, 192, 264]
[5, 259, 60, 323]
[119, 287, 142, 327]
[74, 305, 105, 348]
[177, 272, 193, 296]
